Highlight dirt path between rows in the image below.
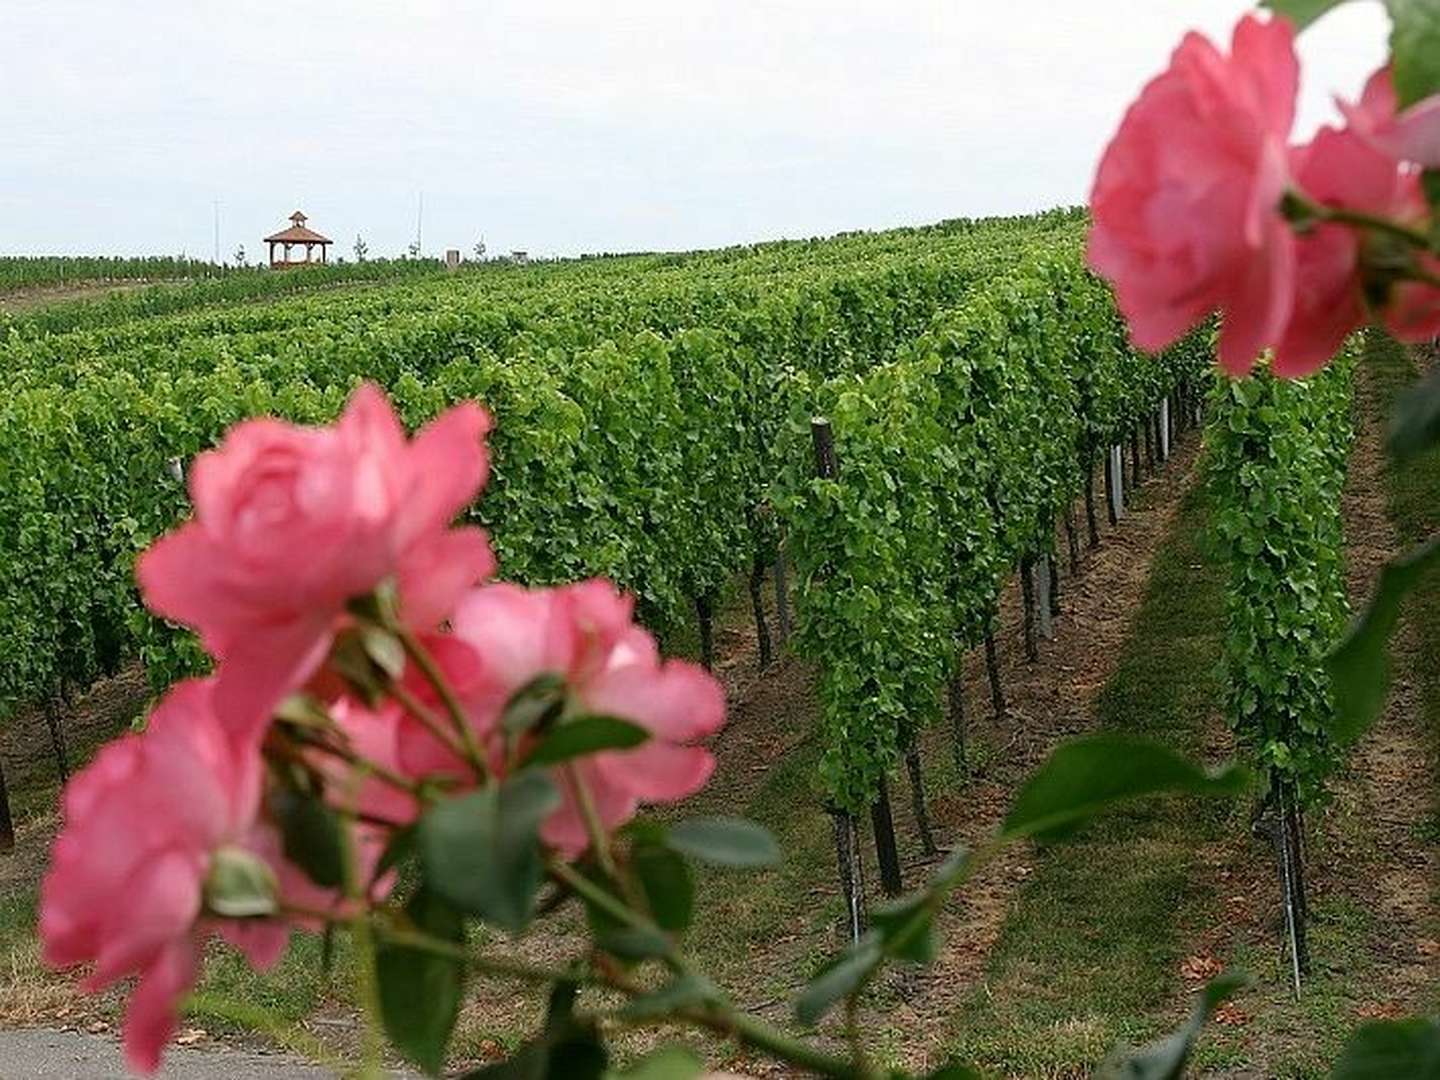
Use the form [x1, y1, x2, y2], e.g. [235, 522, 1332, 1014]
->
[653, 433, 1206, 1077]
[0, 427, 1206, 1077]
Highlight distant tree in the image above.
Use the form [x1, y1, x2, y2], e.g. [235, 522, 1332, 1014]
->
[473, 238, 487, 261]
[232, 245, 247, 268]
[354, 234, 369, 263]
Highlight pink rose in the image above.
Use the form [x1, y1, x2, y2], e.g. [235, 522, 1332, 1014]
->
[1276, 126, 1440, 374]
[1088, 14, 1300, 374]
[445, 580, 726, 855]
[1340, 65, 1440, 168]
[40, 680, 288, 1074]
[138, 383, 496, 740]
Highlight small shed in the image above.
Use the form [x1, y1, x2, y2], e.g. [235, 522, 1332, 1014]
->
[265, 211, 332, 268]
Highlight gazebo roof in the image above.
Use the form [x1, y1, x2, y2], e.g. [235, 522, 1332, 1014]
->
[265, 211, 331, 245]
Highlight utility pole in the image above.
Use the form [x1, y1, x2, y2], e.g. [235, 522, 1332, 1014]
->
[213, 199, 221, 265]
[415, 191, 424, 257]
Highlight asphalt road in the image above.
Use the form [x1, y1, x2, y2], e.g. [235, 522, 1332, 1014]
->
[0, 1028, 343, 1079]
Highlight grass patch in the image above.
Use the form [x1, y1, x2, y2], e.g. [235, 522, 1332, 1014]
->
[1364, 332, 1440, 798]
[944, 476, 1237, 1077]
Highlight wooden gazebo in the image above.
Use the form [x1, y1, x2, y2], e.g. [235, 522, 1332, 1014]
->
[265, 211, 332, 268]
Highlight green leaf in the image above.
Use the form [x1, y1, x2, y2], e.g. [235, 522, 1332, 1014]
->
[596, 926, 672, 960]
[1388, 0, 1440, 107]
[872, 894, 935, 964]
[501, 673, 570, 736]
[203, 845, 279, 918]
[1331, 1017, 1440, 1078]
[1097, 972, 1248, 1079]
[620, 974, 722, 1020]
[268, 787, 345, 889]
[665, 817, 781, 868]
[633, 842, 694, 932]
[360, 623, 406, 679]
[1002, 736, 1248, 842]
[377, 889, 465, 1075]
[526, 715, 649, 766]
[461, 982, 609, 1079]
[924, 1066, 983, 1080]
[1262, 0, 1355, 29]
[1329, 535, 1440, 741]
[606, 1045, 703, 1080]
[1387, 365, 1440, 460]
[794, 935, 883, 1027]
[419, 771, 561, 933]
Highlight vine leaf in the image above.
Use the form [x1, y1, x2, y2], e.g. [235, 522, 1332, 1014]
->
[377, 889, 465, 1075]
[418, 771, 560, 933]
[1387, 364, 1440, 460]
[1262, 0, 1355, 29]
[1097, 972, 1248, 1079]
[1331, 1017, 1440, 1077]
[1329, 535, 1440, 742]
[1002, 736, 1247, 842]
[665, 817, 780, 868]
[1387, 0, 1440, 108]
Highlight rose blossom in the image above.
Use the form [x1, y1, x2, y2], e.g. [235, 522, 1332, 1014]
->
[40, 680, 288, 1074]
[1276, 125, 1440, 375]
[1088, 14, 1300, 374]
[398, 580, 725, 855]
[138, 383, 495, 739]
[1340, 65, 1440, 169]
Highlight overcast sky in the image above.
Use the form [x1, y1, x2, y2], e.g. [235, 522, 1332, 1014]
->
[1, 1, 1389, 260]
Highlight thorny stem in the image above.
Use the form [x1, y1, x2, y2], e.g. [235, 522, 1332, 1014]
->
[385, 677, 474, 769]
[1286, 189, 1434, 249]
[567, 764, 619, 881]
[295, 734, 425, 798]
[395, 625, 490, 778]
[548, 859, 860, 1077]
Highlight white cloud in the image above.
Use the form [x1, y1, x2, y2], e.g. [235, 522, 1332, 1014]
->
[0, 1, 1391, 258]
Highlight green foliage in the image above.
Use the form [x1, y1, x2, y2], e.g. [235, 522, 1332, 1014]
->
[1387, 0, 1440, 108]
[775, 246, 1207, 813]
[1001, 735, 1248, 842]
[418, 772, 560, 933]
[377, 889, 466, 1075]
[1262, 0, 1356, 30]
[1207, 352, 1356, 801]
[1331, 1017, 1440, 1078]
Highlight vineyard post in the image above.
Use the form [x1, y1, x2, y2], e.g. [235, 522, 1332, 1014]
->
[811, 417, 904, 900]
[1083, 443, 1101, 546]
[1020, 555, 1040, 661]
[904, 746, 939, 858]
[695, 595, 716, 672]
[984, 630, 1007, 718]
[748, 552, 774, 670]
[948, 663, 967, 775]
[44, 693, 70, 782]
[870, 776, 905, 897]
[772, 551, 791, 647]
[1047, 550, 1061, 618]
[1063, 505, 1081, 573]
[1130, 426, 1143, 490]
[1035, 556, 1055, 640]
[1160, 398, 1172, 459]
[0, 748, 13, 852]
[1107, 445, 1125, 522]
[828, 806, 866, 943]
